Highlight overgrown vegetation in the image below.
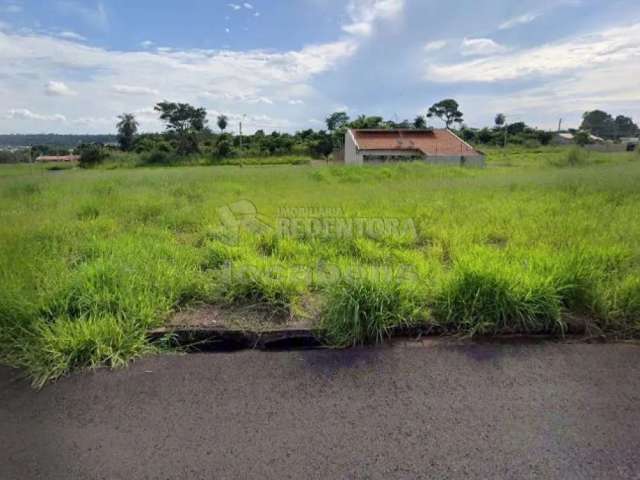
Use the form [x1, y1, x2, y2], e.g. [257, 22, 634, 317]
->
[0, 148, 639, 385]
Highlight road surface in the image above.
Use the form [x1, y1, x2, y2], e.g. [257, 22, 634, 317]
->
[2, 340, 640, 479]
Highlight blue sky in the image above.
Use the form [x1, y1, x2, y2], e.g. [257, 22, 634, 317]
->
[1, 0, 639, 133]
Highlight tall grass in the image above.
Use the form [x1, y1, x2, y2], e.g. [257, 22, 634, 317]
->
[0, 147, 639, 384]
[321, 275, 427, 347]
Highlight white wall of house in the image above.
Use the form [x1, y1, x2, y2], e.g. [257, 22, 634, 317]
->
[344, 130, 361, 165]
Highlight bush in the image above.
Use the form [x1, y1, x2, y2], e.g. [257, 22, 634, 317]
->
[78, 144, 108, 168]
[433, 268, 565, 336]
[139, 149, 180, 166]
[27, 315, 154, 388]
[566, 147, 590, 167]
[211, 135, 233, 160]
[321, 276, 426, 347]
[212, 258, 305, 317]
[606, 277, 640, 334]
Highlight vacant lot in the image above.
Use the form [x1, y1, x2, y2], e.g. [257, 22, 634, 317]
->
[1, 148, 639, 385]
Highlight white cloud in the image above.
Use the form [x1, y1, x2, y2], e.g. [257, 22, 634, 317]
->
[140, 40, 154, 48]
[430, 23, 640, 82]
[424, 40, 447, 52]
[0, 28, 357, 132]
[499, 12, 540, 30]
[113, 85, 160, 96]
[243, 3, 253, 9]
[426, 22, 640, 129]
[58, 31, 87, 41]
[499, 0, 584, 30]
[45, 80, 76, 96]
[460, 37, 508, 56]
[7, 108, 66, 122]
[342, 0, 405, 37]
[288, 99, 304, 105]
[343, 22, 372, 37]
[70, 116, 113, 127]
[227, 3, 241, 10]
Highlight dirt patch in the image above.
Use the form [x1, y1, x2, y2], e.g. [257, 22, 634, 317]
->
[168, 304, 315, 332]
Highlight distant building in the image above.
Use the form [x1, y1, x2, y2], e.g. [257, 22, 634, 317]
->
[344, 129, 484, 166]
[621, 137, 639, 151]
[553, 132, 605, 145]
[35, 155, 80, 163]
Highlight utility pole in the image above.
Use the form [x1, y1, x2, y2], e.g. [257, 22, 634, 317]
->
[238, 114, 247, 168]
[504, 120, 508, 149]
[502, 114, 508, 150]
[558, 118, 563, 133]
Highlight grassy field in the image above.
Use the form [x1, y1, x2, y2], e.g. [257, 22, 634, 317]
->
[1, 147, 639, 385]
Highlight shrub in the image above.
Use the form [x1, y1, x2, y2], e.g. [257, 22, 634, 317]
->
[603, 276, 640, 335]
[549, 147, 590, 167]
[200, 241, 247, 270]
[211, 135, 233, 159]
[321, 276, 426, 347]
[433, 267, 565, 336]
[27, 315, 154, 388]
[139, 149, 181, 166]
[212, 258, 306, 317]
[78, 144, 108, 168]
[566, 147, 589, 166]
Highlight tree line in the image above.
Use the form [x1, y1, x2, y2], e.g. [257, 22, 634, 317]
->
[108, 98, 472, 165]
[2, 99, 637, 165]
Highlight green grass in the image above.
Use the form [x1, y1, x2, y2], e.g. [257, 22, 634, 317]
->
[1, 147, 639, 385]
[100, 151, 312, 168]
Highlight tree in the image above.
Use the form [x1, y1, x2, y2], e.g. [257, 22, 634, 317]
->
[154, 101, 208, 155]
[349, 115, 384, 129]
[537, 131, 554, 146]
[212, 133, 233, 159]
[325, 112, 350, 132]
[77, 144, 108, 168]
[308, 131, 334, 160]
[386, 119, 411, 129]
[116, 113, 139, 151]
[494, 113, 506, 127]
[217, 114, 228, 133]
[507, 122, 526, 135]
[580, 110, 615, 139]
[426, 99, 464, 128]
[574, 130, 591, 146]
[413, 115, 427, 129]
[614, 115, 640, 139]
[459, 127, 476, 143]
[476, 128, 494, 144]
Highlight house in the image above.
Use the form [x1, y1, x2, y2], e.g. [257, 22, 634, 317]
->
[344, 129, 484, 166]
[35, 155, 80, 163]
[552, 132, 605, 145]
[553, 133, 576, 145]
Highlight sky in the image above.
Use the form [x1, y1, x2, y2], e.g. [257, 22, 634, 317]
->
[1, 0, 639, 134]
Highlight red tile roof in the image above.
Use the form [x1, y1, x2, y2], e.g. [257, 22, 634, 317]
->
[351, 129, 479, 156]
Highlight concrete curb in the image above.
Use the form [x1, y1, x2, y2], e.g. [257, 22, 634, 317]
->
[148, 327, 324, 351]
[148, 324, 601, 352]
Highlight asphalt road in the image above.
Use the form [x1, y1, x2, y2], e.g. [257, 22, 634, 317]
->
[2, 340, 640, 480]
